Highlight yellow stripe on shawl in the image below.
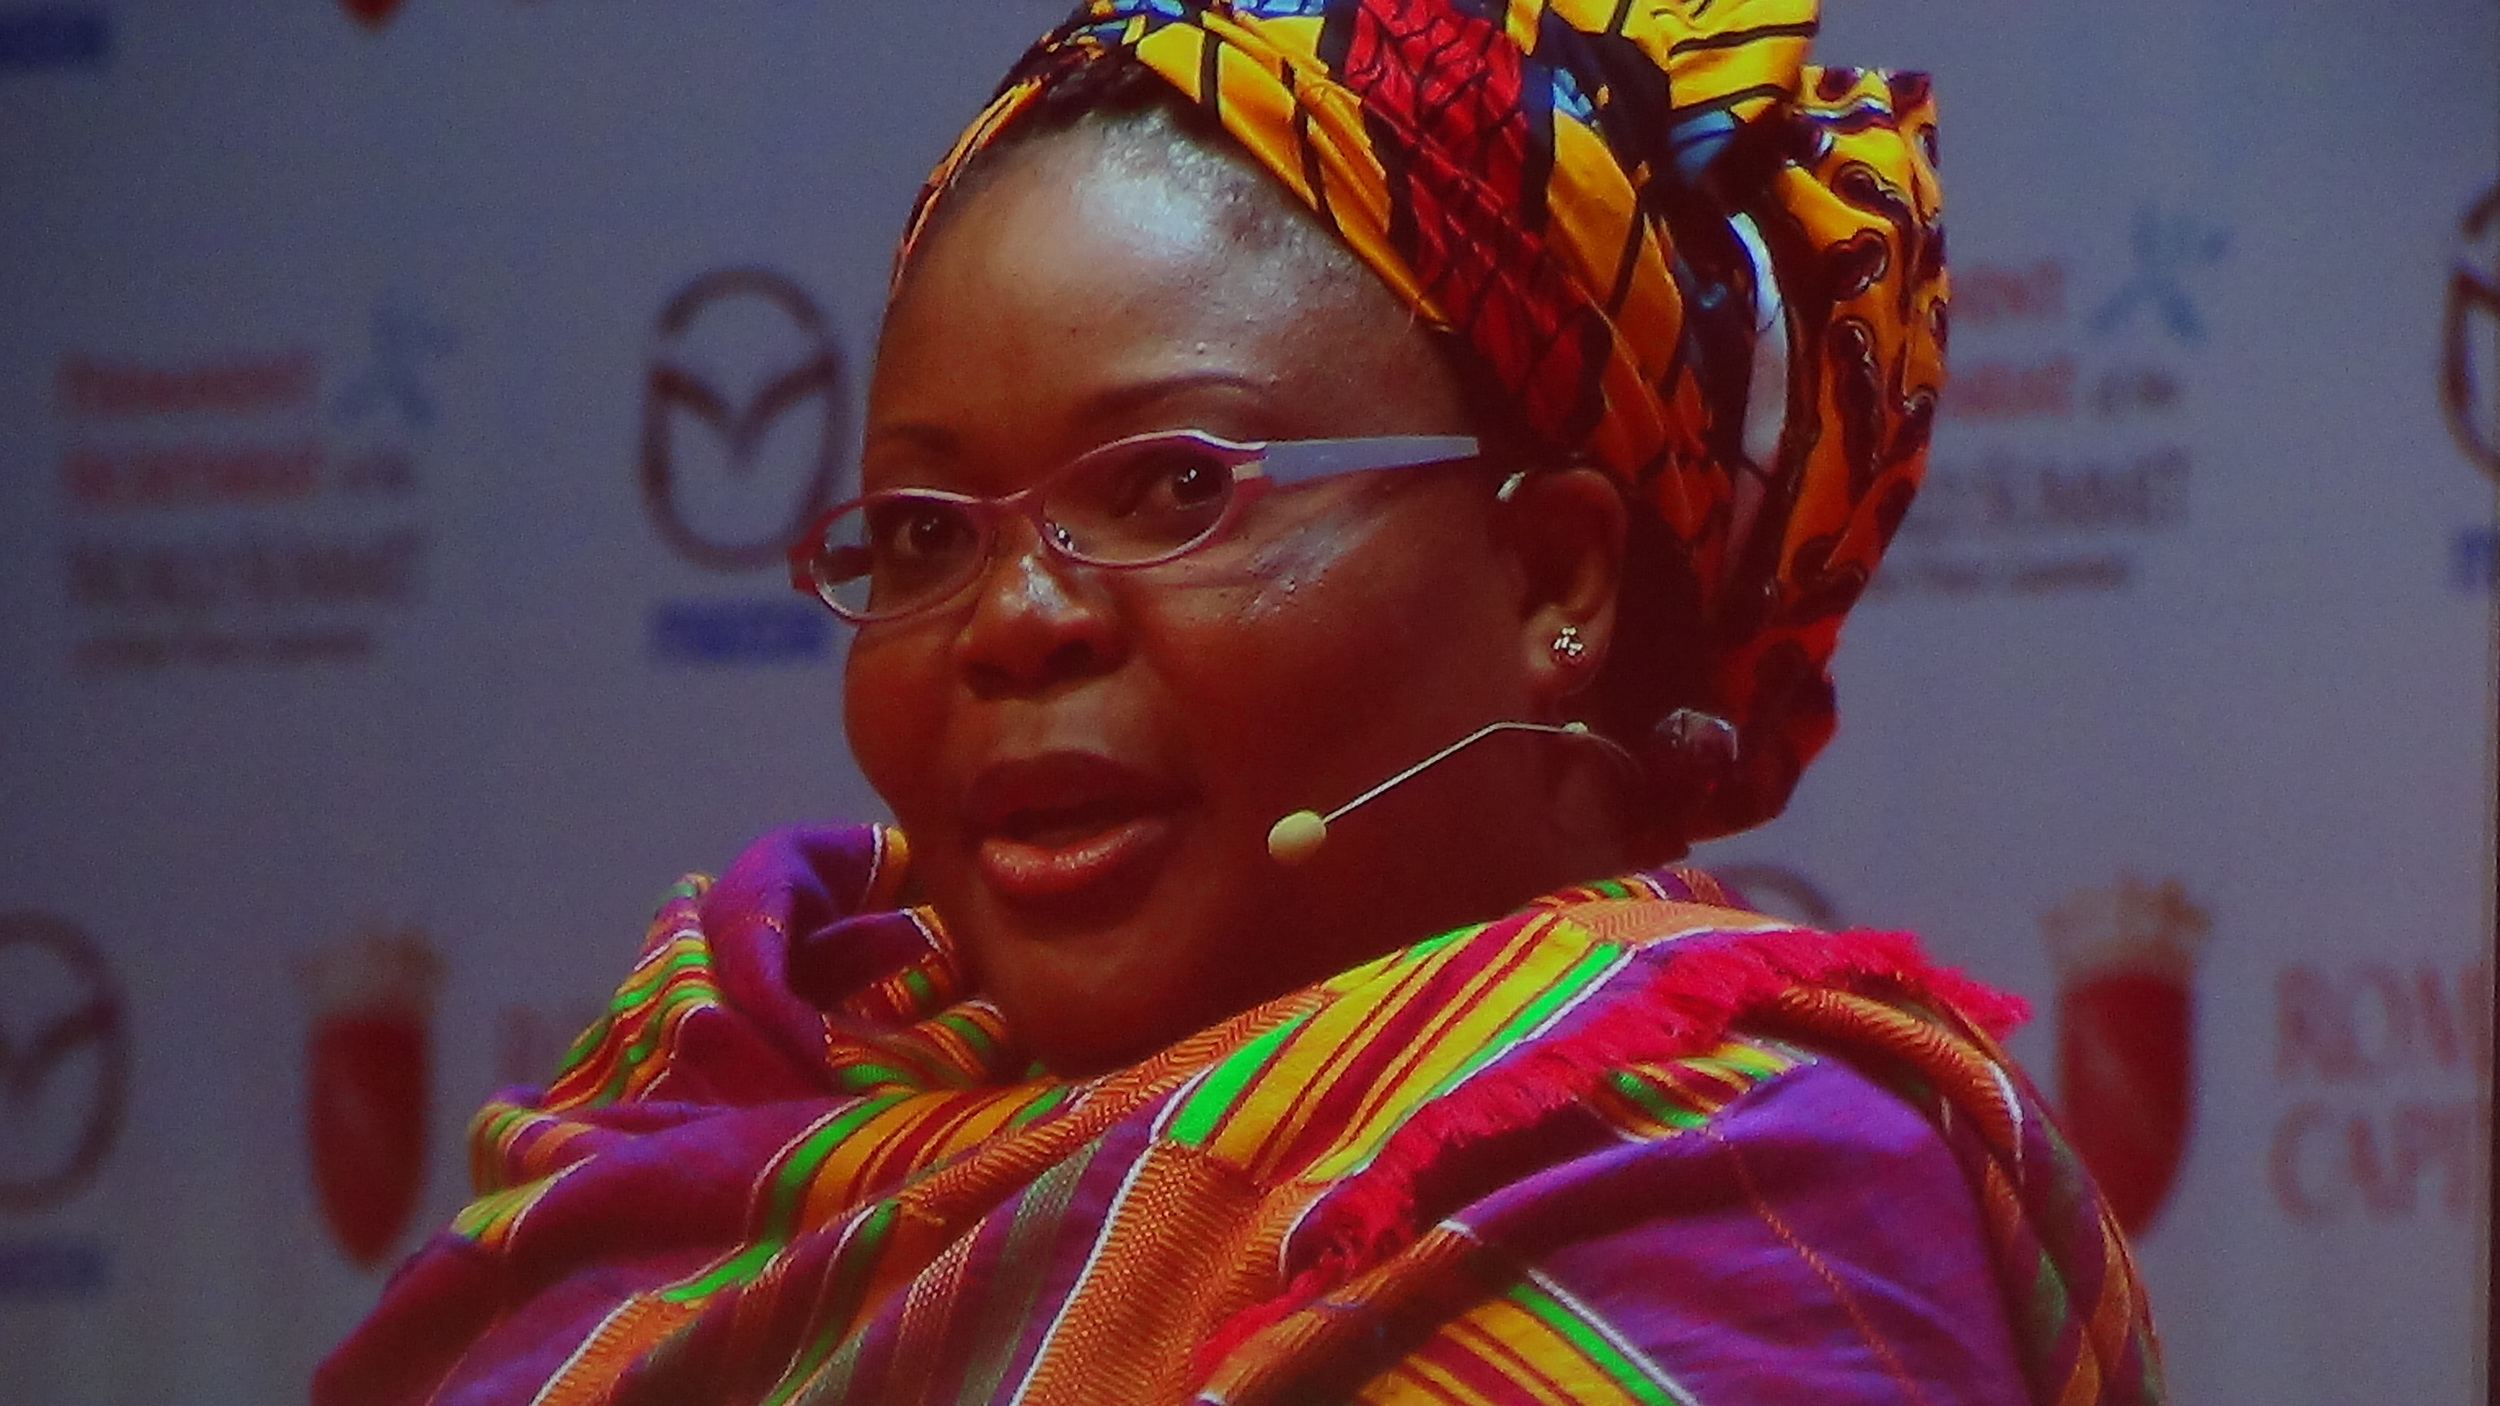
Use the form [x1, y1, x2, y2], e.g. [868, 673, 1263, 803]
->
[1195, 913, 1611, 1179]
[1197, 900, 1782, 1180]
[1353, 1290, 1668, 1406]
[1305, 917, 1613, 1179]
[793, 1090, 1045, 1230]
[1184, 939, 1461, 1171]
[449, 1161, 583, 1252]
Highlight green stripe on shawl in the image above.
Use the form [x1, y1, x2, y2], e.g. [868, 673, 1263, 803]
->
[1165, 1011, 1313, 1148]
[1480, 941, 1623, 1050]
[951, 1135, 1104, 1403]
[667, 1095, 910, 1300]
[757, 1200, 905, 1404]
[1386, 941, 1629, 1121]
[613, 945, 712, 1005]
[1509, 1279, 1699, 1406]
[1604, 1068, 1716, 1132]
[838, 1062, 913, 1093]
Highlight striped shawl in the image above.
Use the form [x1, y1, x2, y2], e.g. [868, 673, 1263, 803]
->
[316, 823, 2161, 1406]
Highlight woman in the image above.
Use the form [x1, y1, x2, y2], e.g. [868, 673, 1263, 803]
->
[320, 3, 2160, 1403]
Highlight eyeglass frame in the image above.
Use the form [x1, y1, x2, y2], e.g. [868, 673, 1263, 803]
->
[785, 428, 1482, 625]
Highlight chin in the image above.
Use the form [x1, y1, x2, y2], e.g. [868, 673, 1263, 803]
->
[972, 895, 1254, 1078]
[1005, 973, 1201, 1078]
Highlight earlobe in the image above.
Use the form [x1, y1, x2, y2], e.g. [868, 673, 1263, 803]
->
[1506, 466, 1627, 704]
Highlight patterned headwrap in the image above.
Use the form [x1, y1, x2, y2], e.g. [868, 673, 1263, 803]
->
[901, 0, 1947, 841]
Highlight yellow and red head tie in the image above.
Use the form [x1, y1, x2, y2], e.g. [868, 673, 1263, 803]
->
[902, 0, 1947, 842]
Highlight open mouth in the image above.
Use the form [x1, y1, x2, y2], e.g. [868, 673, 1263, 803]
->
[967, 755, 1190, 902]
[994, 795, 1159, 850]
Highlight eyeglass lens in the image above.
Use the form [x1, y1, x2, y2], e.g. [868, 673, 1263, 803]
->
[807, 435, 1245, 620]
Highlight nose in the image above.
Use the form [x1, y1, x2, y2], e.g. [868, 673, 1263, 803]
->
[951, 518, 1126, 698]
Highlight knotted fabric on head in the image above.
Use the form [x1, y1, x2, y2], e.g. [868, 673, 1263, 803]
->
[902, 0, 1947, 841]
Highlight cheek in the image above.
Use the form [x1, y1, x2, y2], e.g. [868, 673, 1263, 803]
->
[1221, 509, 1379, 624]
[842, 636, 950, 820]
[1147, 528, 1517, 791]
[1158, 544, 1394, 730]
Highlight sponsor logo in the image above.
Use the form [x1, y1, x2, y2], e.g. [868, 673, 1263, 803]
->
[1876, 223, 2217, 603]
[0, 6, 109, 71]
[0, 1237, 109, 1300]
[339, 0, 405, 29]
[640, 268, 847, 573]
[2454, 525, 2498, 593]
[2442, 182, 2499, 594]
[336, 290, 458, 435]
[0, 912, 128, 1214]
[2088, 206, 2230, 345]
[648, 597, 830, 665]
[300, 929, 441, 1268]
[2268, 957, 2489, 1223]
[640, 268, 848, 665]
[2441, 181, 2499, 480]
[56, 294, 449, 673]
[2042, 876, 2208, 1236]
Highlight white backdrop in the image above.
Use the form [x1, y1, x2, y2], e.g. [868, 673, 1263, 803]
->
[1, 2, 2491, 1402]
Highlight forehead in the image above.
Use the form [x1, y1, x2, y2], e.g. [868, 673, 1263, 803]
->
[865, 124, 1465, 494]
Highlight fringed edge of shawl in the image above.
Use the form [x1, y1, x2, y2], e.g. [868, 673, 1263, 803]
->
[1196, 922, 2028, 1372]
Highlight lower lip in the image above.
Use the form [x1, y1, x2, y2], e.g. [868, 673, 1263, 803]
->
[977, 813, 1180, 901]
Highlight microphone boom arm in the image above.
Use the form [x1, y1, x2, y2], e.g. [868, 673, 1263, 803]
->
[1266, 720, 1636, 865]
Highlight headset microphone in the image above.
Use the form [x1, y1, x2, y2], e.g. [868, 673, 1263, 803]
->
[1266, 720, 1636, 865]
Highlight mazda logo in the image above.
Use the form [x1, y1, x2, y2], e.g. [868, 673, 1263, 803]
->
[0, 912, 128, 1213]
[2443, 181, 2500, 479]
[640, 268, 849, 570]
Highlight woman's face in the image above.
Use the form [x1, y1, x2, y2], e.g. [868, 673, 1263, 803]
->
[848, 124, 1609, 1074]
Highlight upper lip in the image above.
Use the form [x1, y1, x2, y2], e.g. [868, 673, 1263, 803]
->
[964, 751, 1191, 841]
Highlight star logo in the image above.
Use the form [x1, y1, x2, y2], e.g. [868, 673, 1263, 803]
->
[2090, 206, 2230, 344]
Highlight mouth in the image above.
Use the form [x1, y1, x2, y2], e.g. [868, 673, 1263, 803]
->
[966, 753, 1191, 903]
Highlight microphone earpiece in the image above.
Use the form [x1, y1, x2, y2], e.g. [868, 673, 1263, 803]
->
[1265, 720, 1635, 866]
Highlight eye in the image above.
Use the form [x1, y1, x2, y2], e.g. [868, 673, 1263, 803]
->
[1154, 454, 1227, 509]
[1100, 444, 1231, 517]
[862, 497, 978, 565]
[1046, 436, 1243, 562]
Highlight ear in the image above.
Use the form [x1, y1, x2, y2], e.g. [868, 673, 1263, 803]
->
[1499, 466, 1627, 710]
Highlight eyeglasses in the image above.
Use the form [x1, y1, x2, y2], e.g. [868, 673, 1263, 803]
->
[787, 429, 1479, 625]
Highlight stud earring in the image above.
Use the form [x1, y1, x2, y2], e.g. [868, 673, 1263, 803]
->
[1551, 625, 1588, 663]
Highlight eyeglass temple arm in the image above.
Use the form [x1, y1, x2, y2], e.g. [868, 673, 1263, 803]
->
[1251, 435, 1480, 487]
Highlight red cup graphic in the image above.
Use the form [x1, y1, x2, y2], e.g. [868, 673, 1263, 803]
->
[301, 931, 442, 1267]
[2043, 878, 2209, 1236]
[338, 0, 406, 29]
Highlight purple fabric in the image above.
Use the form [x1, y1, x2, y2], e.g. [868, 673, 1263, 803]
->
[1464, 1056, 2033, 1404]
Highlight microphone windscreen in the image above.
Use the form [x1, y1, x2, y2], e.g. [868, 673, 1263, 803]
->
[1266, 810, 1328, 866]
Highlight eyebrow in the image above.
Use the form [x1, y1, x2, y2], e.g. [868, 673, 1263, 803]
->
[1067, 369, 1271, 425]
[862, 369, 1275, 466]
[861, 421, 958, 461]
